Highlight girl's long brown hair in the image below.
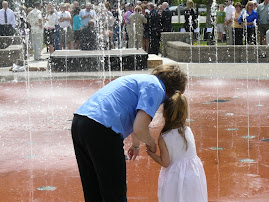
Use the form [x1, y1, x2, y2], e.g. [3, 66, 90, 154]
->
[162, 91, 188, 150]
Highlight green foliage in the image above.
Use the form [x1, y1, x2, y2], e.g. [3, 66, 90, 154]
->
[25, 0, 36, 8]
[172, 22, 207, 31]
[170, 0, 187, 6]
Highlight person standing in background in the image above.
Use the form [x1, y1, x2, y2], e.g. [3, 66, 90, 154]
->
[257, 0, 269, 45]
[238, 1, 258, 45]
[216, 4, 226, 42]
[224, 0, 235, 45]
[79, 3, 96, 29]
[0, 1, 15, 36]
[184, 0, 197, 33]
[129, 6, 147, 49]
[233, 2, 243, 45]
[58, 3, 73, 50]
[53, 5, 61, 50]
[72, 7, 83, 49]
[124, 3, 134, 48]
[142, 3, 150, 52]
[26, 1, 43, 61]
[160, 2, 172, 32]
[147, 2, 159, 55]
[44, 3, 57, 55]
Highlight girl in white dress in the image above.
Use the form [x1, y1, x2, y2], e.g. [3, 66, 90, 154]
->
[147, 91, 208, 202]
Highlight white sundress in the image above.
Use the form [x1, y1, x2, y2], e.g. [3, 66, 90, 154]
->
[158, 127, 208, 202]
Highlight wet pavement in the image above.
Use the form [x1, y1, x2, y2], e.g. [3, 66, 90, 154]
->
[0, 59, 269, 201]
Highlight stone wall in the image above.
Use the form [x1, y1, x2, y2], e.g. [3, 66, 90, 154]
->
[0, 36, 22, 49]
[162, 32, 269, 63]
[0, 36, 23, 67]
[161, 32, 193, 57]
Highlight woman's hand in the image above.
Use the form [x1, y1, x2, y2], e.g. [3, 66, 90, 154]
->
[127, 145, 140, 161]
[146, 146, 154, 156]
[146, 142, 157, 153]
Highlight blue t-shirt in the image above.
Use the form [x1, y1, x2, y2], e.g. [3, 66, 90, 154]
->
[238, 10, 258, 28]
[75, 74, 166, 139]
[73, 15, 82, 30]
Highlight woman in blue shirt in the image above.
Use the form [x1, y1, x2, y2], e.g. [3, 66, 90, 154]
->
[72, 7, 83, 49]
[71, 64, 187, 201]
[238, 1, 258, 45]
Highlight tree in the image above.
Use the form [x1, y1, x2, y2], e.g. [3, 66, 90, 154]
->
[25, 0, 36, 8]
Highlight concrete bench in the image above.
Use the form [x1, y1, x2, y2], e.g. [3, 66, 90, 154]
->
[162, 32, 269, 63]
[0, 36, 22, 49]
[0, 44, 23, 67]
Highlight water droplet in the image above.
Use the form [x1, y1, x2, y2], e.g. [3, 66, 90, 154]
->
[210, 99, 230, 103]
[256, 104, 264, 107]
[25, 142, 35, 145]
[25, 155, 37, 159]
[226, 128, 239, 131]
[201, 102, 211, 105]
[42, 132, 54, 135]
[239, 159, 255, 163]
[210, 147, 225, 150]
[242, 136, 255, 139]
[186, 119, 195, 122]
[37, 186, 56, 191]
[225, 113, 234, 116]
[261, 138, 269, 142]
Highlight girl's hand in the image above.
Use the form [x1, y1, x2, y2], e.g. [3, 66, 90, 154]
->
[127, 145, 140, 161]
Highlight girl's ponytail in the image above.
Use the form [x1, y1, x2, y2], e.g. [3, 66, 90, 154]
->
[162, 91, 189, 150]
[170, 91, 182, 122]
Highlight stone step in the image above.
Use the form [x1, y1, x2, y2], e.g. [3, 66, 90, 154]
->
[147, 54, 163, 68]
[9, 66, 46, 72]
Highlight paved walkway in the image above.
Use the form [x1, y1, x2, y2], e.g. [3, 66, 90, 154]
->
[1, 49, 269, 82]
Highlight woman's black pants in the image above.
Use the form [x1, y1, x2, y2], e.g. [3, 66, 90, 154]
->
[71, 114, 127, 202]
[234, 28, 243, 45]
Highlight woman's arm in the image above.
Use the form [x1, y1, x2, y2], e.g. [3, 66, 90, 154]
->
[133, 110, 157, 153]
[127, 133, 140, 161]
[146, 135, 170, 168]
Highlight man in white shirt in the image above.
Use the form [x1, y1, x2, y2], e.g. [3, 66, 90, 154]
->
[79, 3, 96, 28]
[0, 1, 15, 36]
[224, 0, 235, 45]
[58, 3, 73, 50]
[26, 1, 43, 61]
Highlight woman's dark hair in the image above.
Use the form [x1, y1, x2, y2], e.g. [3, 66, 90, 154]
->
[73, 6, 80, 15]
[235, 2, 242, 8]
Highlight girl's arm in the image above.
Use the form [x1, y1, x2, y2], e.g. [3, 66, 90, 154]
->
[147, 135, 170, 168]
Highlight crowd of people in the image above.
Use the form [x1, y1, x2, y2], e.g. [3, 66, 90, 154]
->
[182, 0, 269, 45]
[0, 1, 173, 61]
[0, 0, 268, 61]
[216, 0, 269, 45]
